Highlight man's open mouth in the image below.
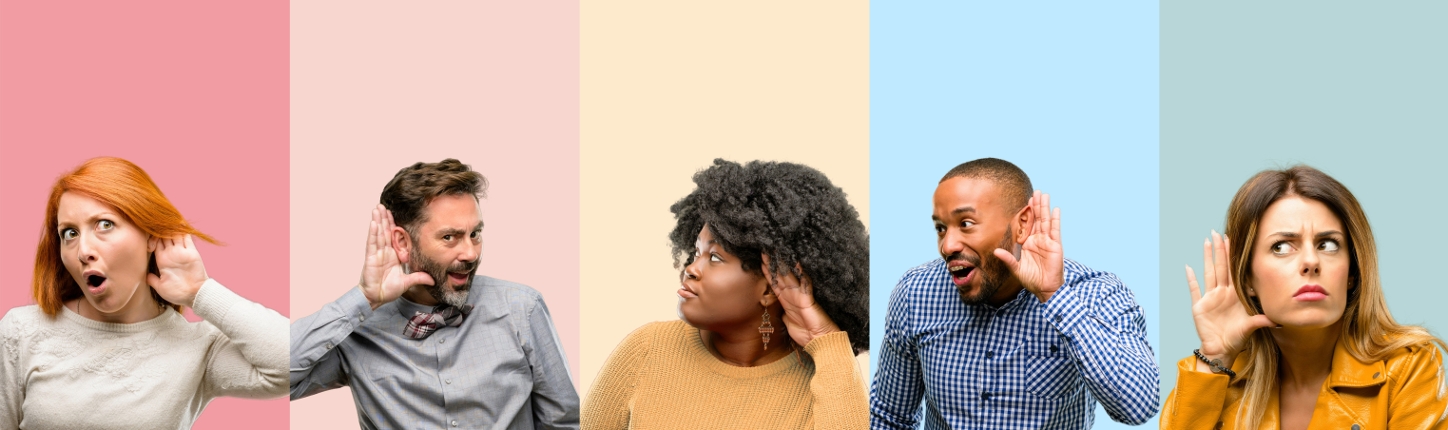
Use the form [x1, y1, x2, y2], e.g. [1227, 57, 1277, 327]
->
[947, 263, 974, 287]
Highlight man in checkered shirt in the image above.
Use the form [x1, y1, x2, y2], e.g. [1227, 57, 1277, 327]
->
[870, 158, 1158, 429]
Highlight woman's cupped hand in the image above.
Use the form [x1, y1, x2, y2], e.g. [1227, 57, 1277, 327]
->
[147, 234, 209, 308]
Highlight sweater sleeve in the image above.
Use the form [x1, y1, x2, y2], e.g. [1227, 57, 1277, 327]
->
[0, 310, 24, 430]
[191, 279, 290, 399]
[1160, 356, 1232, 430]
[802, 331, 869, 430]
[581, 323, 656, 430]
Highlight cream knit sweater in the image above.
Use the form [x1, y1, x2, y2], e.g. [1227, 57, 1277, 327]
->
[0, 279, 288, 430]
[582, 320, 868, 429]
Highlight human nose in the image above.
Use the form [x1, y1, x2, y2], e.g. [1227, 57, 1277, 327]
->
[682, 258, 702, 281]
[939, 229, 965, 257]
[1300, 246, 1321, 276]
[459, 243, 479, 263]
[76, 232, 98, 266]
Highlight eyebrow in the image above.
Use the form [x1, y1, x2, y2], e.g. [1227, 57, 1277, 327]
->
[56, 212, 117, 229]
[436, 222, 483, 237]
[932, 206, 976, 222]
[1267, 230, 1344, 240]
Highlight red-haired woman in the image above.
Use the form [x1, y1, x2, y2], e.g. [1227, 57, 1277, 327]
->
[0, 157, 288, 429]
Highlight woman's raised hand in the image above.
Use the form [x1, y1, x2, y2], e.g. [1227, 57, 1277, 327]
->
[1186, 231, 1275, 368]
[148, 234, 208, 308]
[763, 254, 839, 348]
[359, 204, 433, 310]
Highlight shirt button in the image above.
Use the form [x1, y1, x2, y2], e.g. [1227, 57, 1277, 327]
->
[359, 315, 366, 322]
[981, 392, 990, 400]
[1372, 372, 1380, 379]
[451, 420, 458, 427]
[446, 379, 452, 384]
[1054, 315, 1063, 322]
[985, 352, 994, 359]
[439, 338, 445, 344]
[1351, 424, 1360, 430]
[324, 342, 333, 350]
[1049, 345, 1059, 353]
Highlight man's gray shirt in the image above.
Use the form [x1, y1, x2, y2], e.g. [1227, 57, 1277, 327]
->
[290, 275, 580, 429]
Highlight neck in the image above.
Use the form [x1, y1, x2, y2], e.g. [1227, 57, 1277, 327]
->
[1272, 321, 1341, 388]
[985, 281, 1024, 307]
[402, 286, 439, 306]
[699, 311, 793, 367]
[75, 286, 164, 324]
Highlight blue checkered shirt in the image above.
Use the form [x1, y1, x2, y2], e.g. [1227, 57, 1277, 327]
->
[870, 258, 1158, 429]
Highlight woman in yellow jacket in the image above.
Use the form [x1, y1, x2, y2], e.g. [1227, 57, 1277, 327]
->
[1163, 165, 1448, 430]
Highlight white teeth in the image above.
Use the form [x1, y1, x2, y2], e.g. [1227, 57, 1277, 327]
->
[948, 266, 966, 272]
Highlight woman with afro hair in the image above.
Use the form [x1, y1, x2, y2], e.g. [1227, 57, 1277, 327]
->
[582, 159, 870, 429]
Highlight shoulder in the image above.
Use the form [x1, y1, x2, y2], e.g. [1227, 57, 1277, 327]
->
[475, 275, 545, 304]
[607, 321, 683, 363]
[472, 275, 550, 315]
[1, 305, 48, 337]
[1381, 337, 1445, 382]
[890, 259, 948, 299]
[1062, 258, 1137, 298]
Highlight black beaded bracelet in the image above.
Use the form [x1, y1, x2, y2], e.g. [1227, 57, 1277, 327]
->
[1193, 349, 1236, 379]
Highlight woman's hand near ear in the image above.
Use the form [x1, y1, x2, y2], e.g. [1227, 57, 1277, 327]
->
[1185, 230, 1276, 371]
[764, 254, 839, 348]
[148, 234, 208, 308]
[359, 205, 433, 310]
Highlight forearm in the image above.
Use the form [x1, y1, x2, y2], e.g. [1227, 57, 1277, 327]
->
[802, 332, 868, 429]
[1160, 357, 1231, 430]
[525, 298, 581, 430]
[191, 279, 290, 398]
[288, 287, 371, 399]
[1045, 283, 1159, 424]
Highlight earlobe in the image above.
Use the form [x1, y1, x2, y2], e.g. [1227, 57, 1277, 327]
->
[759, 285, 778, 307]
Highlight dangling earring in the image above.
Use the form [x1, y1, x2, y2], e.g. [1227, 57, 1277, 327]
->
[759, 309, 775, 350]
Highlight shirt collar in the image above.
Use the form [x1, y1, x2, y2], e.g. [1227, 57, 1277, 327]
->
[1223, 336, 1387, 389]
[1327, 338, 1387, 389]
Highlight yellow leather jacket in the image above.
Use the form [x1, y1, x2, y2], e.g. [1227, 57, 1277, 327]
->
[1162, 340, 1448, 430]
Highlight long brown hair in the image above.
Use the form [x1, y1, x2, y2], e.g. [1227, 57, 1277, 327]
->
[1223, 165, 1444, 429]
[32, 157, 218, 316]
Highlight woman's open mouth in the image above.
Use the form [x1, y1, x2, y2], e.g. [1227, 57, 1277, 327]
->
[85, 273, 108, 294]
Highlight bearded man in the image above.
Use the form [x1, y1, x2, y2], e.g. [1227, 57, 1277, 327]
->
[290, 159, 579, 429]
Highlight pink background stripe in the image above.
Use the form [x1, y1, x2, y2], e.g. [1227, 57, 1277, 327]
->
[288, 1, 580, 428]
[0, 1, 291, 429]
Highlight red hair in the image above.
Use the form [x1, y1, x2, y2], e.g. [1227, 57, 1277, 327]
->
[32, 157, 218, 316]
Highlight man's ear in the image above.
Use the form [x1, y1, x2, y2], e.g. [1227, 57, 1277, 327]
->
[391, 227, 413, 264]
[1014, 203, 1034, 245]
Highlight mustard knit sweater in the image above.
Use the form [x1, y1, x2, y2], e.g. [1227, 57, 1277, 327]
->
[582, 320, 868, 430]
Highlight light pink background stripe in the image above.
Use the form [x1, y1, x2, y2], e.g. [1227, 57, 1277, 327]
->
[289, 1, 580, 428]
[0, 1, 291, 428]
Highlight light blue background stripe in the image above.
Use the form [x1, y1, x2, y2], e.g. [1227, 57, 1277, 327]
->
[870, 2, 1160, 428]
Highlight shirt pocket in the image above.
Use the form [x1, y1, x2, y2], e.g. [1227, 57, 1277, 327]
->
[1024, 340, 1080, 400]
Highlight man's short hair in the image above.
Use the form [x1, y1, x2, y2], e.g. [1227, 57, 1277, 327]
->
[380, 159, 488, 236]
[940, 158, 1033, 213]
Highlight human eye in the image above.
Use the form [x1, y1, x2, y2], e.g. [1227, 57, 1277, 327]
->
[1319, 239, 1340, 252]
[1270, 241, 1294, 256]
[934, 223, 945, 235]
[442, 234, 454, 241]
[709, 252, 723, 262]
[961, 220, 975, 229]
[97, 219, 115, 230]
[60, 228, 77, 240]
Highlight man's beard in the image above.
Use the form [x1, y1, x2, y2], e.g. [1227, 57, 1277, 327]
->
[951, 229, 1014, 305]
[410, 247, 479, 308]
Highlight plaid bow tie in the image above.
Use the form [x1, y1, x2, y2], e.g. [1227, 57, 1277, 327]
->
[403, 304, 473, 339]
